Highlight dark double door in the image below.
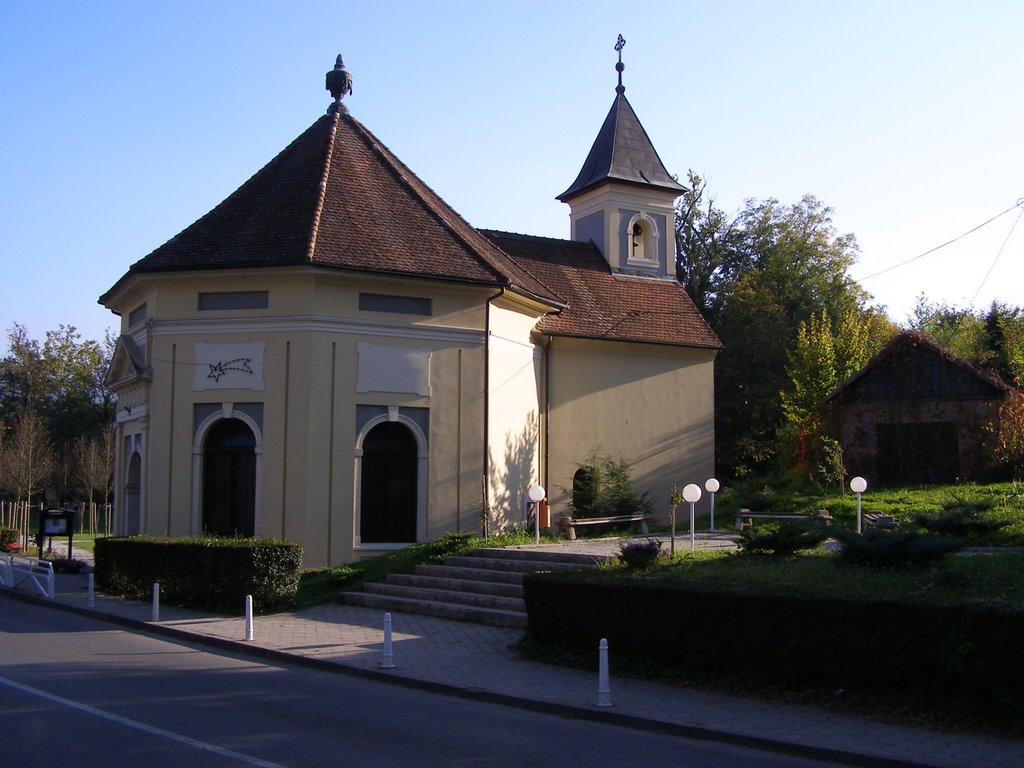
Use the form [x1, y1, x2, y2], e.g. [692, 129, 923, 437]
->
[202, 419, 256, 537]
[360, 422, 417, 543]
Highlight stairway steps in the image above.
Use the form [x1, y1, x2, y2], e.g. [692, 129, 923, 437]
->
[363, 582, 524, 612]
[442, 555, 583, 573]
[344, 547, 605, 628]
[387, 573, 523, 598]
[414, 564, 526, 584]
[344, 591, 528, 629]
[473, 548, 609, 567]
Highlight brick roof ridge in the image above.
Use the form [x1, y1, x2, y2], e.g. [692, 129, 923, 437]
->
[341, 116, 561, 305]
[305, 111, 341, 262]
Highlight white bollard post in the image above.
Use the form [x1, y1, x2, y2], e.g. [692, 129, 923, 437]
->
[46, 565, 54, 599]
[597, 638, 613, 707]
[87, 573, 95, 608]
[245, 595, 254, 641]
[151, 582, 160, 622]
[380, 612, 396, 669]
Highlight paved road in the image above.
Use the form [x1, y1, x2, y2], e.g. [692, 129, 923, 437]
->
[1, 600, 846, 768]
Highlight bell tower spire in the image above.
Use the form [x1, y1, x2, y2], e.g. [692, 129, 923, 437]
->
[557, 36, 684, 279]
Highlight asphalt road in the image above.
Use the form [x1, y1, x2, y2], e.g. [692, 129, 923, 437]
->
[0, 599, 845, 768]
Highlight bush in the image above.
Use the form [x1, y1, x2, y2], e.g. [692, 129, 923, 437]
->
[1, 527, 19, 552]
[618, 539, 662, 570]
[832, 529, 966, 568]
[94, 536, 303, 612]
[568, 447, 653, 519]
[738, 521, 830, 556]
[914, 503, 1011, 541]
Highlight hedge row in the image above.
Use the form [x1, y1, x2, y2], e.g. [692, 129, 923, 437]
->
[523, 571, 1024, 715]
[94, 536, 303, 612]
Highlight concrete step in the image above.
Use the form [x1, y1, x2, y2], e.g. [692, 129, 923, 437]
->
[472, 547, 611, 567]
[344, 591, 527, 629]
[414, 564, 527, 584]
[442, 555, 584, 574]
[387, 572, 524, 598]
[363, 582, 525, 612]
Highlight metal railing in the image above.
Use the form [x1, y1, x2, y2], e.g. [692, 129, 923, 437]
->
[0, 554, 55, 598]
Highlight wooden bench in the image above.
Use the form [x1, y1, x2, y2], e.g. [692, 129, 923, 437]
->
[736, 509, 832, 531]
[558, 514, 649, 540]
[864, 512, 898, 530]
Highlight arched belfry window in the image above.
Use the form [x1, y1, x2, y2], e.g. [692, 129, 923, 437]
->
[627, 213, 660, 266]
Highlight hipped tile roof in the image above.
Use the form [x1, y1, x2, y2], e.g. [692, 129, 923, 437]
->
[481, 231, 721, 349]
[101, 112, 557, 304]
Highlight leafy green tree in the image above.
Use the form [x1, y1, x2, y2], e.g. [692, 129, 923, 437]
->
[675, 171, 741, 319]
[781, 310, 894, 474]
[910, 298, 1024, 385]
[700, 195, 871, 475]
[0, 324, 114, 500]
[909, 297, 986, 362]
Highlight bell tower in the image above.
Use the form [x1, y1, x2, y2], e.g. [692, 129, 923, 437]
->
[557, 35, 684, 279]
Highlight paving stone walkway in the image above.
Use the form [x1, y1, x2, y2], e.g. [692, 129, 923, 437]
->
[3, 534, 1022, 768]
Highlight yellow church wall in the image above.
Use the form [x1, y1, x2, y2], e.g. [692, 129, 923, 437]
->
[547, 337, 716, 523]
[106, 268, 502, 566]
[485, 297, 545, 531]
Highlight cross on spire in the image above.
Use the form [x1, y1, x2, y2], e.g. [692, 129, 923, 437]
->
[614, 34, 626, 95]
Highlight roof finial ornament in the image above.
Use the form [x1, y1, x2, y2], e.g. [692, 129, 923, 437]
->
[325, 54, 354, 115]
[614, 34, 626, 95]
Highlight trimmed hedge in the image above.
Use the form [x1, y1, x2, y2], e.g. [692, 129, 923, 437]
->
[94, 536, 303, 612]
[523, 571, 1024, 716]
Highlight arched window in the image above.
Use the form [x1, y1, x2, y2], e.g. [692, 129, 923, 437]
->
[202, 418, 257, 537]
[360, 421, 418, 543]
[627, 212, 660, 267]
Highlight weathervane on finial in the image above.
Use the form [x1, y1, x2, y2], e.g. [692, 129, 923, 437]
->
[325, 54, 354, 115]
[614, 34, 626, 95]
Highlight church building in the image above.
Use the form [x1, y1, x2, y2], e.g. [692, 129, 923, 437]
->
[100, 47, 721, 566]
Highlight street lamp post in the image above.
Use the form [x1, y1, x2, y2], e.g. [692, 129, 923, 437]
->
[682, 483, 702, 551]
[851, 476, 867, 534]
[528, 485, 546, 545]
[705, 478, 720, 531]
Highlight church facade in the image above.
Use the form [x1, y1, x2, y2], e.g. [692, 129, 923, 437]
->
[100, 53, 720, 566]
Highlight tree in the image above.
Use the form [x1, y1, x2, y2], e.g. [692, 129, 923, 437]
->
[781, 310, 894, 474]
[910, 298, 1024, 385]
[686, 194, 873, 476]
[0, 324, 115, 501]
[675, 171, 741, 320]
[74, 427, 116, 504]
[0, 410, 56, 504]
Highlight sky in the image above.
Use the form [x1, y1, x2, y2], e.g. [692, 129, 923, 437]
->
[1, 0, 1021, 351]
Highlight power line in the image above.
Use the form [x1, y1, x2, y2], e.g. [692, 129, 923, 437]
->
[856, 198, 1024, 283]
[971, 200, 1024, 306]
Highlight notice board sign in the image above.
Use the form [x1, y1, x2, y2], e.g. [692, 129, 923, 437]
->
[38, 508, 75, 559]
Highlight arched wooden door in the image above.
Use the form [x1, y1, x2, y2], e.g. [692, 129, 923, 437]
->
[202, 418, 256, 537]
[360, 421, 417, 543]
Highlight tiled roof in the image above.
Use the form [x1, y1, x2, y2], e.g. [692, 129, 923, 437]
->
[557, 93, 685, 202]
[481, 230, 721, 350]
[101, 112, 558, 304]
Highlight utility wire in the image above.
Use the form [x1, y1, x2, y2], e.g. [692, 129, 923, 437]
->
[857, 198, 1024, 283]
[971, 200, 1024, 306]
